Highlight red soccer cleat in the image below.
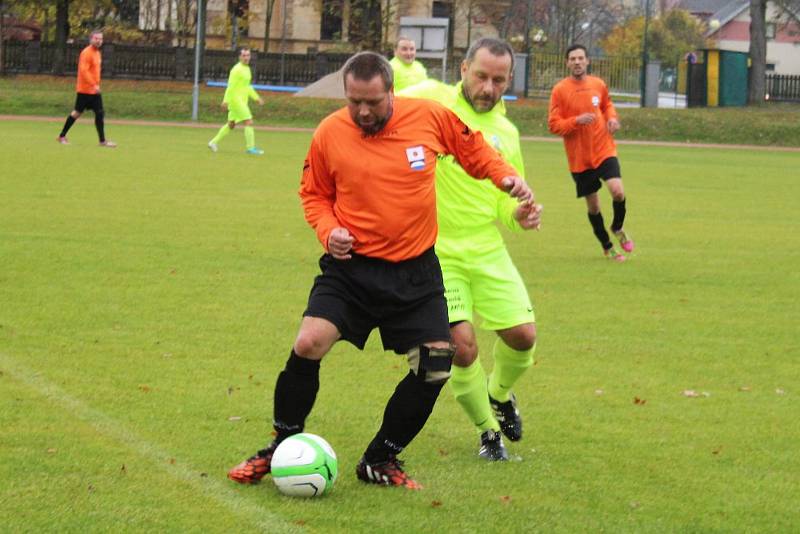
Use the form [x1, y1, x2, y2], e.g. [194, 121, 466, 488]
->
[356, 456, 422, 490]
[227, 442, 278, 484]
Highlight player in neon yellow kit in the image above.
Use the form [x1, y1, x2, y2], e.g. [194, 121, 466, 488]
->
[208, 48, 265, 155]
[399, 38, 542, 460]
[389, 36, 427, 91]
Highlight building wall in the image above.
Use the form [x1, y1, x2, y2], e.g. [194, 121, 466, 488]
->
[713, 6, 800, 75]
[140, 0, 505, 54]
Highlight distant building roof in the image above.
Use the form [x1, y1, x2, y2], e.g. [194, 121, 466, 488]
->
[708, 0, 749, 26]
[676, 0, 733, 16]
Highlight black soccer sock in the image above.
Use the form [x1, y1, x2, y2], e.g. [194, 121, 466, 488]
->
[60, 115, 76, 138]
[95, 112, 106, 143]
[611, 198, 627, 233]
[363, 371, 445, 463]
[588, 211, 613, 250]
[273, 350, 320, 443]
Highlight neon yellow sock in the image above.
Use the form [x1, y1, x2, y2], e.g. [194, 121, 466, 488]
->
[210, 124, 231, 145]
[244, 126, 255, 149]
[450, 359, 499, 433]
[488, 339, 535, 402]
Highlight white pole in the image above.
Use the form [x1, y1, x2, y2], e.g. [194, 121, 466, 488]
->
[191, 0, 203, 120]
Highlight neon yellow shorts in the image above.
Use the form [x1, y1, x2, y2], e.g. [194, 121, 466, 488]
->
[227, 103, 252, 123]
[440, 245, 534, 331]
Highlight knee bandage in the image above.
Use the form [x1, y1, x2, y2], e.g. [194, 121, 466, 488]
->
[407, 345, 454, 385]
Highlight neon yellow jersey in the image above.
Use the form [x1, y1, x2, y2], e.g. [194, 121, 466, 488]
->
[399, 80, 525, 246]
[390, 57, 428, 91]
[223, 62, 260, 108]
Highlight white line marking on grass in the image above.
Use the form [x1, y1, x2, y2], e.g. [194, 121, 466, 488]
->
[0, 352, 301, 534]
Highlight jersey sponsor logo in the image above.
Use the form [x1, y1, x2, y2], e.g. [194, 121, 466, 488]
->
[406, 146, 426, 171]
[591, 95, 600, 107]
[490, 134, 502, 150]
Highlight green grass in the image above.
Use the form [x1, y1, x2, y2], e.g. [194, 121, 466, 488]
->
[2, 74, 800, 146]
[1, 120, 799, 532]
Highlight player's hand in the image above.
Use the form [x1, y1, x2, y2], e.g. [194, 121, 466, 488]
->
[576, 112, 595, 125]
[328, 227, 355, 260]
[514, 201, 543, 230]
[221, 102, 228, 110]
[607, 118, 620, 134]
[500, 176, 533, 202]
[257, 98, 264, 106]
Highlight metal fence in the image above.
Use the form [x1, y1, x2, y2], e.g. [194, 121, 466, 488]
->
[766, 73, 800, 102]
[528, 52, 642, 97]
[1, 41, 351, 86]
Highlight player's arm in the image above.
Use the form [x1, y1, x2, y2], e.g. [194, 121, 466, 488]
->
[497, 141, 531, 231]
[248, 84, 261, 103]
[222, 68, 238, 105]
[298, 135, 342, 252]
[547, 87, 579, 136]
[433, 105, 532, 201]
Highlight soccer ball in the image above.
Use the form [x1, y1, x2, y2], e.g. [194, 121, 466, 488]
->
[270, 433, 338, 497]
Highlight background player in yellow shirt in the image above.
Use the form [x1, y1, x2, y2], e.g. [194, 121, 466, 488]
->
[389, 36, 427, 91]
[208, 48, 264, 155]
[400, 38, 542, 461]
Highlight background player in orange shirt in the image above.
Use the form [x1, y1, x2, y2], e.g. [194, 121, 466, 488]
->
[548, 44, 633, 261]
[57, 30, 116, 148]
[227, 51, 533, 490]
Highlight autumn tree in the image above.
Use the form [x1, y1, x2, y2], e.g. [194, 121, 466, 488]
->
[600, 9, 708, 67]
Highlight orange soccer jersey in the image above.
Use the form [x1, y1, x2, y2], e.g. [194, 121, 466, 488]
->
[548, 75, 618, 173]
[300, 97, 518, 262]
[76, 45, 101, 94]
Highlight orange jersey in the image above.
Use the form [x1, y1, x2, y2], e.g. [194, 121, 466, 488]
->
[300, 97, 519, 262]
[548, 75, 618, 173]
[76, 45, 101, 94]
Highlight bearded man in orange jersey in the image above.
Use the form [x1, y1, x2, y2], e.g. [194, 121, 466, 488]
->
[549, 44, 634, 261]
[57, 30, 116, 147]
[228, 51, 534, 490]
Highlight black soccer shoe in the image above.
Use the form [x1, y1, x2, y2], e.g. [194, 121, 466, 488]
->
[478, 429, 509, 461]
[489, 392, 523, 442]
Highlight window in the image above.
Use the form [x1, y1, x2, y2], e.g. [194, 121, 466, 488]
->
[348, 0, 381, 48]
[432, 1, 452, 18]
[321, 0, 343, 40]
[766, 22, 776, 40]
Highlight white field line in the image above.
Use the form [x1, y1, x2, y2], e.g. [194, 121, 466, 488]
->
[0, 351, 301, 534]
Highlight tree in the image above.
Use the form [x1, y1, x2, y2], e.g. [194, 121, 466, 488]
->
[0, 0, 5, 75]
[748, 0, 766, 104]
[53, 0, 69, 75]
[262, 0, 276, 51]
[600, 9, 708, 67]
[774, 0, 800, 25]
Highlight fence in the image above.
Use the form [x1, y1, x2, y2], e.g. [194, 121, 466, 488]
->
[1, 41, 351, 86]
[528, 52, 642, 97]
[766, 73, 800, 102]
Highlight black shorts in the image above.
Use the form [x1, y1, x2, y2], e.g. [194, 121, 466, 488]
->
[303, 247, 450, 354]
[571, 157, 622, 197]
[74, 93, 104, 114]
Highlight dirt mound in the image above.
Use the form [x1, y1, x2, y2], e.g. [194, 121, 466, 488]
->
[294, 69, 345, 99]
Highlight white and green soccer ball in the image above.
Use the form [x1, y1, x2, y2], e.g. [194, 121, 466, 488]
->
[271, 433, 338, 497]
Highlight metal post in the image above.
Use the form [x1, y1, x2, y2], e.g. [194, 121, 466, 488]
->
[639, 0, 651, 107]
[191, 0, 204, 121]
[523, 0, 533, 98]
[280, 0, 287, 85]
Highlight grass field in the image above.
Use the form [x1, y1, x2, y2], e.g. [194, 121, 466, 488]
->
[2, 75, 800, 147]
[1, 119, 799, 532]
